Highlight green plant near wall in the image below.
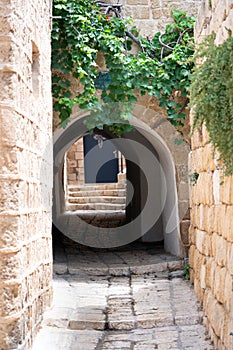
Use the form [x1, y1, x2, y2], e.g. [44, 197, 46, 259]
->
[52, 0, 195, 135]
[189, 32, 233, 176]
[184, 262, 190, 280]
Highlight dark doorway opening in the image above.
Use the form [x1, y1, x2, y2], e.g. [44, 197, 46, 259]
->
[83, 134, 119, 183]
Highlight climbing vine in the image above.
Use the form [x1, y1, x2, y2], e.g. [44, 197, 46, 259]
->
[189, 32, 233, 175]
[52, 0, 195, 135]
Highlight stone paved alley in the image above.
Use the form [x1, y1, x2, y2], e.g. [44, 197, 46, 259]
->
[33, 235, 215, 350]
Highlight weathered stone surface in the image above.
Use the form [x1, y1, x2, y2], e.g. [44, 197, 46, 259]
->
[33, 328, 103, 350]
[33, 242, 215, 349]
[190, 3, 233, 349]
[0, 1, 53, 349]
[196, 229, 212, 256]
[68, 308, 106, 330]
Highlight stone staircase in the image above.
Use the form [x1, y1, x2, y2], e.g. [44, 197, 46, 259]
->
[66, 183, 126, 211]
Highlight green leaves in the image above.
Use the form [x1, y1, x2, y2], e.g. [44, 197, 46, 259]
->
[52, 1, 194, 134]
[189, 32, 233, 175]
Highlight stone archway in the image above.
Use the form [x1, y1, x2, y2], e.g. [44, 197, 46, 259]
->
[53, 104, 190, 257]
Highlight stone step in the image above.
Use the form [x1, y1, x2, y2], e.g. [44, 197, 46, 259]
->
[68, 183, 126, 192]
[67, 203, 126, 211]
[68, 196, 126, 205]
[68, 189, 126, 198]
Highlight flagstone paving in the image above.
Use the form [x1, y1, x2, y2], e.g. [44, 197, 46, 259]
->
[33, 237, 216, 350]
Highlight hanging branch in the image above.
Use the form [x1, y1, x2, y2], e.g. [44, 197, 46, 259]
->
[126, 29, 144, 51]
[95, 2, 192, 61]
[159, 28, 193, 49]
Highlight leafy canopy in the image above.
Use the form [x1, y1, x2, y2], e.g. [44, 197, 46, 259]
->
[52, 0, 195, 135]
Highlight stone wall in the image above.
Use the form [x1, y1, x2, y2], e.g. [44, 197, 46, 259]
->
[122, 0, 201, 36]
[189, 1, 233, 349]
[66, 139, 84, 185]
[0, 1, 53, 349]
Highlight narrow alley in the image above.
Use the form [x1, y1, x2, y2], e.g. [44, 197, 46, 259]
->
[33, 235, 215, 350]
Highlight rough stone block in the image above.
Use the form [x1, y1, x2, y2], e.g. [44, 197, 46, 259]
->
[0, 215, 20, 249]
[180, 220, 190, 245]
[125, 6, 150, 19]
[202, 123, 210, 146]
[0, 71, 18, 101]
[126, 0, 149, 4]
[215, 236, 227, 267]
[205, 205, 215, 234]
[198, 204, 205, 231]
[227, 243, 233, 276]
[219, 175, 233, 204]
[191, 127, 203, 150]
[189, 225, 196, 245]
[213, 266, 227, 304]
[194, 248, 206, 281]
[68, 308, 106, 330]
[152, 9, 163, 19]
[189, 244, 196, 271]
[205, 292, 225, 338]
[223, 270, 233, 312]
[75, 150, 83, 160]
[215, 1, 228, 26]
[194, 275, 205, 301]
[226, 206, 233, 242]
[0, 283, 22, 317]
[202, 143, 215, 172]
[205, 257, 215, 288]
[0, 318, 24, 350]
[199, 172, 214, 205]
[213, 205, 225, 236]
[151, 0, 160, 7]
[196, 230, 212, 256]
[68, 160, 77, 168]
[0, 251, 22, 281]
[191, 147, 203, 173]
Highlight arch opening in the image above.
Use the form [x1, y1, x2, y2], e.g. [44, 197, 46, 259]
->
[53, 111, 184, 256]
[64, 132, 127, 228]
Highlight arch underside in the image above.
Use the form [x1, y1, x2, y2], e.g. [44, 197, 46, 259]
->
[53, 106, 190, 257]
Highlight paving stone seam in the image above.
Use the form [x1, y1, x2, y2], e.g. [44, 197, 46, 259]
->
[95, 332, 107, 350]
[129, 273, 138, 330]
[114, 251, 131, 271]
[105, 275, 112, 332]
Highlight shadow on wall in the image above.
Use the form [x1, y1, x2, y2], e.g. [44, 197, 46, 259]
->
[53, 110, 189, 257]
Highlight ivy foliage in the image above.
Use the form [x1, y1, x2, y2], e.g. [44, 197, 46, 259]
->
[189, 32, 233, 175]
[52, 0, 195, 134]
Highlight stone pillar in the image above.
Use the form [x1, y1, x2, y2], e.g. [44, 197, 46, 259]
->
[0, 1, 53, 349]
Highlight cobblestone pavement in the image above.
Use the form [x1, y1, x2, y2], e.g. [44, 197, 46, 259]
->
[33, 235, 215, 350]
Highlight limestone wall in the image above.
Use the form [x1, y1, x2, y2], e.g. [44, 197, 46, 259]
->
[122, 0, 201, 36]
[66, 139, 84, 185]
[189, 1, 233, 349]
[0, 1, 53, 349]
